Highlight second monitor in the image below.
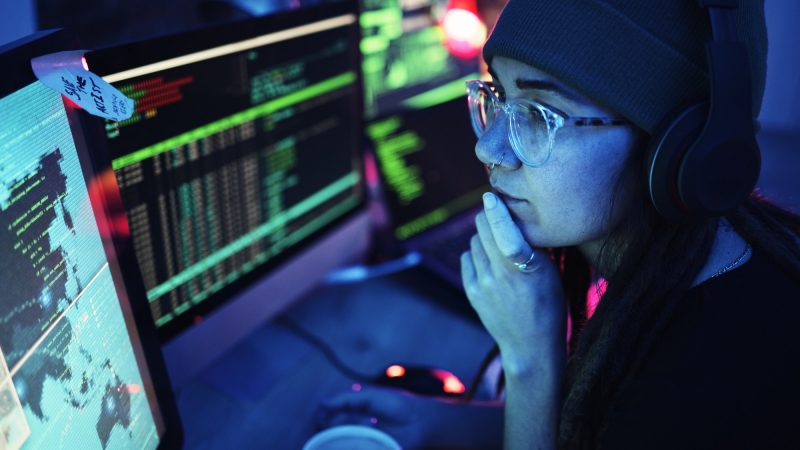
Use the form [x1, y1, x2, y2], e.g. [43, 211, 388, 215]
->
[84, 1, 369, 384]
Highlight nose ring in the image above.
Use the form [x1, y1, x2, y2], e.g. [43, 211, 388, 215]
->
[489, 152, 505, 171]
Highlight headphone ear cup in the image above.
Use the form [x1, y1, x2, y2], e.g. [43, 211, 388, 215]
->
[644, 102, 709, 220]
[680, 128, 761, 217]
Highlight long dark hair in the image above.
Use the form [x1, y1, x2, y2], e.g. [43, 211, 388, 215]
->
[556, 141, 800, 448]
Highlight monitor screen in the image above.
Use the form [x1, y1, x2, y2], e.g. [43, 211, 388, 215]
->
[360, 0, 479, 119]
[367, 95, 488, 241]
[84, 2, 367, 344]
[0, 32, 181, 449]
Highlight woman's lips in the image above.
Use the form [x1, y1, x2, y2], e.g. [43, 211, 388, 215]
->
[492, 186, 526, 204]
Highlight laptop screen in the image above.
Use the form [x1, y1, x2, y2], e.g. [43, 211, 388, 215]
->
[368, 96, 489, 241]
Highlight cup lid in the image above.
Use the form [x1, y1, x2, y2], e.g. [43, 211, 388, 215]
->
[302, 425, 402, 450]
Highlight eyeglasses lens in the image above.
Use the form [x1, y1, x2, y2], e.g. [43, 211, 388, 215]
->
[467, 81, 554, 167]
[510, 104, 552, 166]
[468, 84, 495, 137]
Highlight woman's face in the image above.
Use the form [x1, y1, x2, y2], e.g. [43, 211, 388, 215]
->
[476, 57, 640, 254]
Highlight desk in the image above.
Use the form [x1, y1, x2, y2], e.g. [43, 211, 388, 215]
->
[173, 266, 495, 449]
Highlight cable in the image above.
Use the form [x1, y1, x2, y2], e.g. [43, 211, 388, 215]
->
[275, 315, 376, 383]
[277, 315, 492, 401]
[463, 344, 500, 402]
[322, 252, 422, 284]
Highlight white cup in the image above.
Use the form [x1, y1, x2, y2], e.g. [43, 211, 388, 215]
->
[302, 425, 403, 450]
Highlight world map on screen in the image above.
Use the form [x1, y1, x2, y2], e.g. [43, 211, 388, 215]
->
[0, 82, 159, 449]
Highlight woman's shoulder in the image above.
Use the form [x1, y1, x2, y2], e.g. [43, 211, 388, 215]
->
[601, 246, 800, 449]
[678, 244, 799, 353]
[695, 243, 799, 299]
[687, 244, 800, 333]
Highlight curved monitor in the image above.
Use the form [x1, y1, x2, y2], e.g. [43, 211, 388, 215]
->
[82, 1, 369, 385]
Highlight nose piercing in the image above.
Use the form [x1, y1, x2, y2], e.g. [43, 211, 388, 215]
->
[489, 152, 505, 170]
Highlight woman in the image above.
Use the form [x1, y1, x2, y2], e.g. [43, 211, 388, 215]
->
[320, 1, 800, 448]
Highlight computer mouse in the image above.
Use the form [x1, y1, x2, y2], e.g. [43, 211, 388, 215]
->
[373, 364, 466, 397]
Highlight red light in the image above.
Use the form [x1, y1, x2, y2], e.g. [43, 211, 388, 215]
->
[386, 365, 406, 378]
[126, 384, 142, 394]
[87, 169, 131, 238]
[586, 277, 608, 319]
[62, 96, 82, 110]
[193, 315, 204, 324]
[351, 383, 362, 392]
[442, 6, 487, 60]
[432, 369, 466, 394]
[443, 375, 466, 394]
[364, 151, 379, 188]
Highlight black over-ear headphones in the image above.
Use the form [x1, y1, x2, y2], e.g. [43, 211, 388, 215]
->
[645, 0, 760, 220]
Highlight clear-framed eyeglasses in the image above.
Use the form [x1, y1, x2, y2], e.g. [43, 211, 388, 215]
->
[466, 79, 630, 167]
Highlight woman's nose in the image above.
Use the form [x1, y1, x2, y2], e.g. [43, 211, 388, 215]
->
[474, 116, 517, 170]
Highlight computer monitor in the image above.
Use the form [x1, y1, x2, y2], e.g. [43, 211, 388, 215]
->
[360, 0, 479, 119]
[0, 31, 181, 448]
[83, 1, 369, 385]
[367, 95, 488, 242]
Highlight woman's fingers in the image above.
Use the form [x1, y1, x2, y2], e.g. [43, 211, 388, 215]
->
[480, 192, 534, 266]
[319, 391, 371, 414]
[460, 250, 477, 298]
[469, 233, 491, 280]
[318, 410, 378, 429]
[318, 388, 412, 426]
[467, 192, 533, 285]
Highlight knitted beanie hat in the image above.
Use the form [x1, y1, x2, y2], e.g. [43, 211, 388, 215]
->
[482, 0, 767, 134]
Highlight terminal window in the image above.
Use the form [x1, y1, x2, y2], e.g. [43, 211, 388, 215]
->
[90, 13, 364, 338]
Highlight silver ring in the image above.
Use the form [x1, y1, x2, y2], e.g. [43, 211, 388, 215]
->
[513, 251, 536, 273]
[489, 153, 505, 171]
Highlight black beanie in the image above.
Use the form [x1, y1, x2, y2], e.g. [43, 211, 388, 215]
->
[482, 0, 767, 134]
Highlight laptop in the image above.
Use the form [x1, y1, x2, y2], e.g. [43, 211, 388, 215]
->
[367, 95, 490, 287]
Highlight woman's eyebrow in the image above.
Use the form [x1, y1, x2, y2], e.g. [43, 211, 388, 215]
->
[515, 78, 583, 103]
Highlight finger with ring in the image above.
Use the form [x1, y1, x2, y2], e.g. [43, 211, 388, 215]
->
[481, 192, 537, 272]
[513, 251, 537, 273]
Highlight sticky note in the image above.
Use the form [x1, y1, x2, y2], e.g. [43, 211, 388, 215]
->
[31, 50, 134, 122]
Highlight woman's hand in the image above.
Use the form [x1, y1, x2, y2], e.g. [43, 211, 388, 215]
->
[460, 192, 567, 372]
[316, 387, 503, 450]
[462, 192, 568, 450]
[316, 387, 428, 449]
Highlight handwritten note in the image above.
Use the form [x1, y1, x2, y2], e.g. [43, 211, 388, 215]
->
[31, 50, 133, 122]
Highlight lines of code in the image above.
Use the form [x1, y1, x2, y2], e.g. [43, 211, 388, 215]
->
[367, 116, 426, 205]
[0, 82, 159, 449]
[366, 96, 488, 240]
[103, 28, 363, 336]
[360, 0, 474, 119]
[107, 76, 195, 137]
